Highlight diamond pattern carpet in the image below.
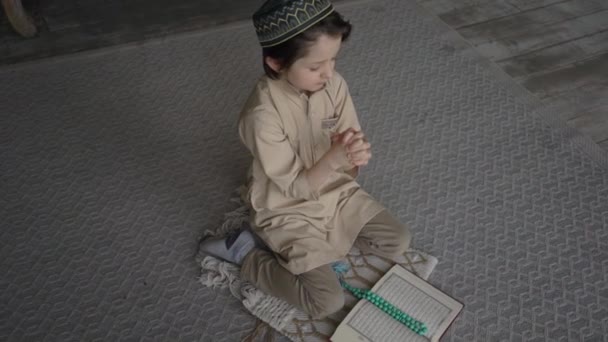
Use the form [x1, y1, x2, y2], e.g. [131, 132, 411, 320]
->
[1, 0, 607, 340]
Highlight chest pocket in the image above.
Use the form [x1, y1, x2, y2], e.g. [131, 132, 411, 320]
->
[313, 114, 337, 158]
[321, 117, 339, 131]
[315, 89, 340, 144]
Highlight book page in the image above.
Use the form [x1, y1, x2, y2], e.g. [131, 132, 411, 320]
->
[331, 265, 463, 342]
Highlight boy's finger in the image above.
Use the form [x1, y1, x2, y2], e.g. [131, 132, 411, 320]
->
[353, 159, 368, 166]
[346, 140, 363, 151]
[348, 142, 371, 153]
[353, 153, 371, 163]
[347, 132, 365, 143]
[335, 128, 362, 145]
[349, 150, 369, 160]
[342, 131, 354, 144]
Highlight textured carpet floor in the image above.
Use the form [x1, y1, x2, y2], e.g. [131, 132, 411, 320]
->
[1, 0, 607, 341]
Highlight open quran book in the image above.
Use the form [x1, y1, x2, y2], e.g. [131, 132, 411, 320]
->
[331, 265, 463, 342]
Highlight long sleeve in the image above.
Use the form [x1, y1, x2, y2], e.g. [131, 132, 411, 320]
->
[239, 109, 319, 201]
[331, 73, 362, 176]
[333, 73, 362, 134]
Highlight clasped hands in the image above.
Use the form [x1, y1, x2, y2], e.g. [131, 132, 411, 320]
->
[328, 128, 372, 168]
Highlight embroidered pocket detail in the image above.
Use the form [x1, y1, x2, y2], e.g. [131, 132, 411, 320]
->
[321, 117, 338, 130]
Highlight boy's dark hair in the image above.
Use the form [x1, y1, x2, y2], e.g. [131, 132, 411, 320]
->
[262, 11, 352, 79]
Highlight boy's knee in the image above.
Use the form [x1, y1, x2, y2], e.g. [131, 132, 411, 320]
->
[396, 224, 412, 253]
[384, 224, 412, 257]
[308, 282, 345, 319]
[310, 293, 344, 319]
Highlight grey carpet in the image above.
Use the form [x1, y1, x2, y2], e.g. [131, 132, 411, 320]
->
[1, 0, 607, 341]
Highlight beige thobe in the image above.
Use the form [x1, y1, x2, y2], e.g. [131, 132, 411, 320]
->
[238, 72, 386, 274]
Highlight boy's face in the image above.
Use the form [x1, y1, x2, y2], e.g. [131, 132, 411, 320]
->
[286, 34, 342, 93]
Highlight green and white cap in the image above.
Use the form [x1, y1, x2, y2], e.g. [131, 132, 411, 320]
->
[253, 0, 335, 48]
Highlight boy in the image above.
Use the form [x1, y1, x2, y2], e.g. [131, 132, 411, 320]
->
[200, 0, 411, 318]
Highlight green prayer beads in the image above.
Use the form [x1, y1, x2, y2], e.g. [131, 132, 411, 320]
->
[341, 281, 428, 336]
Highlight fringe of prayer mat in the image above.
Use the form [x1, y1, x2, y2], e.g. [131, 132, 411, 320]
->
[197, 189, 438, 342]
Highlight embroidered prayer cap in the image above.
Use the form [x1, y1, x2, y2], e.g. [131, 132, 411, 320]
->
[253, 0, 334, 48]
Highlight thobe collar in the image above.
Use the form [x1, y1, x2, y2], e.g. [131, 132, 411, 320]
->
[275, 76, 328, 100]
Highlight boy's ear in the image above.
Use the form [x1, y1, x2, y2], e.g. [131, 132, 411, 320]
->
[265, 56, 283, 73]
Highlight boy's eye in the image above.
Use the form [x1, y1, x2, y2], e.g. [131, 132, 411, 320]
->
[310, 67, 320, 71]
